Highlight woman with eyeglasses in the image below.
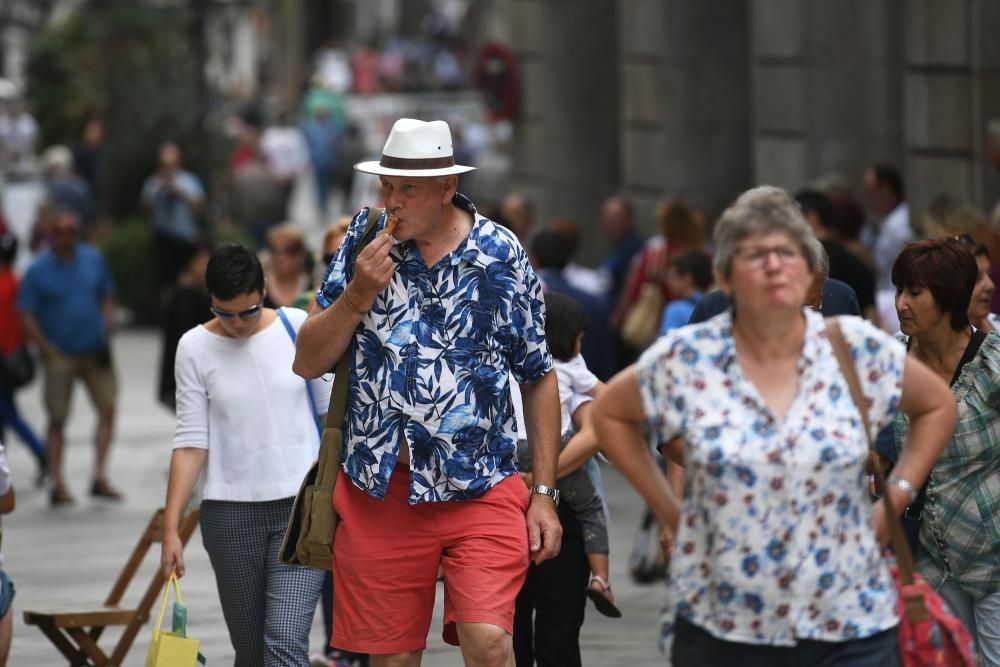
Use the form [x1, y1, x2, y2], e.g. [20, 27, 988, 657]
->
[160, 243, 329, 666]
[888, 238, 1000, 664]
[264, 223, 314, 308]
[592, 187, 955, 666]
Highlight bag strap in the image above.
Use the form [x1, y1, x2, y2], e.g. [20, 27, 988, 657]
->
[314, 207, 383, 487]
[328, 206, 382, 431]
[152, 573, 183, 638]
[824, 319, 921, 590]
[277, 307, 322, 438]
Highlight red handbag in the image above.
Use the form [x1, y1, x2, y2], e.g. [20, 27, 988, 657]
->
[827, 320, 977, 667]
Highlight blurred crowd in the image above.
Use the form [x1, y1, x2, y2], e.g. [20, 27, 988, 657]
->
[312, 9, 471, 96]
[481, 157, 1000, 388]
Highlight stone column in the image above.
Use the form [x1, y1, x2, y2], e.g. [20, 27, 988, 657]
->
[904, 0, 1000, 213]
[508, 0, 619, 264]
[621, 0, 751, 230]
[749, 0, 903, 195]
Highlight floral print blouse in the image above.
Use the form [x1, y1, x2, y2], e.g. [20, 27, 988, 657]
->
[637, 310, 906, 645]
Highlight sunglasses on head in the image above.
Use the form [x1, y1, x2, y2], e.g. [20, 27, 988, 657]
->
[953, 234, 975, 245]
[210, 303, 263, 321]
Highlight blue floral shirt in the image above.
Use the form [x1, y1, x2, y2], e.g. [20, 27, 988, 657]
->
[317, 194, 553, 503]
[637, 310, 905, 645]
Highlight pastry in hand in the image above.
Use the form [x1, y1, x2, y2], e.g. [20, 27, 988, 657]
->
[384, 214, 399, 236]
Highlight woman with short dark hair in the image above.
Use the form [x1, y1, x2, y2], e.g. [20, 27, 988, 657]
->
[160, 243, 328, 666]
[890, 237, 1000, 665]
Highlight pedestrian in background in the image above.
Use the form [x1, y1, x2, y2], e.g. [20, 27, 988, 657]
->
[0, 439, 16, 667]
[161, 244, 327, 666]
[0, 234, 46, 483]
[263, 224, 313, 308]
[157, 242, 212, 411]
[17, 209, 119, 506]
[594, 186, 955, 666]
[141, 142, 205, 294]
[889, 238, 1000, 665]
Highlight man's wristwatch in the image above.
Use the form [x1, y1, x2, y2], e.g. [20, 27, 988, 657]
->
[530, 483, 560, 506]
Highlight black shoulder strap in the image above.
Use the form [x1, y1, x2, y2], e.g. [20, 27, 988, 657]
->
[951, 329, 987, 387]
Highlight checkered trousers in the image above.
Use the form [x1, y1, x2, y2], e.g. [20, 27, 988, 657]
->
[200, 497, 325, 667]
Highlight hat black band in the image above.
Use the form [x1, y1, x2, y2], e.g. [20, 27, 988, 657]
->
[379, 154, 455, 170]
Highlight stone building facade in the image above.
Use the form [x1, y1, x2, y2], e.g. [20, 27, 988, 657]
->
[498, 0, 1000, 264]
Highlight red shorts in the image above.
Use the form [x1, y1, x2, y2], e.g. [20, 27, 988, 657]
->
[331, 467, 530, 654]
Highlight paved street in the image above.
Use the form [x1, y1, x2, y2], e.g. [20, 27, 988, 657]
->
[2, 330, 668, 666]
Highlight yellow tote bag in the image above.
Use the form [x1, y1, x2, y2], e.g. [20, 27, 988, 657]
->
[145, 574, 201, 667]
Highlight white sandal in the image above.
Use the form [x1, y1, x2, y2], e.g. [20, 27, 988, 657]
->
[586, 574, 623, 618]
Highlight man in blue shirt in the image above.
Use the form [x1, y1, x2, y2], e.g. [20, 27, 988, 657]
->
[17, 210, 118, 506]
[294, 118, 561, 666]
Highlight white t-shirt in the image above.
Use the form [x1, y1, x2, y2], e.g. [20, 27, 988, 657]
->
[173, 308, 333, 501]
[510, 355, 597, 440]
[554, 355, 598, 436]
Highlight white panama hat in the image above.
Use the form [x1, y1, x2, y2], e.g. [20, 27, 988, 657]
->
[354, 118, 476, 177]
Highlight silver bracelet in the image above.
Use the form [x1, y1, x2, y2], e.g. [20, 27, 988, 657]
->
[888, 477, 919, 506]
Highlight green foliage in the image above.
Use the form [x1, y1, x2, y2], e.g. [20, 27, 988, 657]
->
[98, 219, 157, 325]
[26, 3, 205, 220]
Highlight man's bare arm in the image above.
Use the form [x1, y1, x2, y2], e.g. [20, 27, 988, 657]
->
[521, 370, 560, 487]
[520, 370, 563, 564]
[293, 232, 396, 379]
[293, 290, 366, 379]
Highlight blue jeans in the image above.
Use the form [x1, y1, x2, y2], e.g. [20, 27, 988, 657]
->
[0, 388, 45, 464]
[0, 571, 14, 617]
[937, 579, 1000, 667]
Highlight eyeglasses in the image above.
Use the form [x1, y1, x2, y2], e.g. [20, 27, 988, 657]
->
[735, 244, 803, 268]
[210, 303, 263, 321]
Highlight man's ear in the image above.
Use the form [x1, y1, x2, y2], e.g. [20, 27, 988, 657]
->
[441, 176, 458, 204]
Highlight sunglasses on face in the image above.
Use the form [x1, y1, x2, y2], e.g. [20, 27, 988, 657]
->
[210, 303, 263, 321]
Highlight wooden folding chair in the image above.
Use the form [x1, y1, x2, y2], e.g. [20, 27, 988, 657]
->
[24, 507, 200, 666]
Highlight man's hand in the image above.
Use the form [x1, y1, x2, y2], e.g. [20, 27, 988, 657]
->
[872, 499, 890, 547]
[349, 232, 395, 307]
[526, 495, 562, 565]
[659, 524, 674, 559]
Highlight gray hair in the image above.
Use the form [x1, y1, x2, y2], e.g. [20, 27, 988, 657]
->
[811, 237, 829, 279]
[713, 186, 821, 279]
